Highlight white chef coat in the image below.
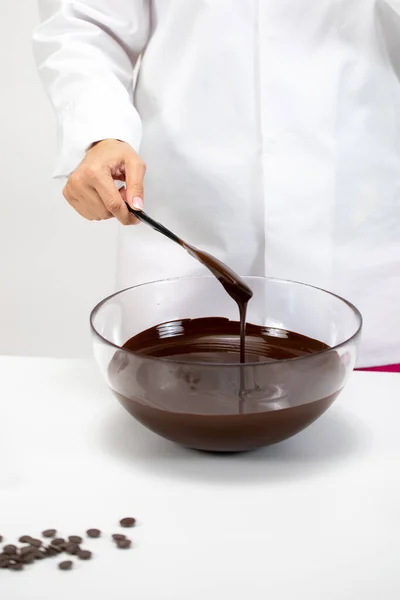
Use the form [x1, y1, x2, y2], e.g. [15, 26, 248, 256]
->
[33, 0, 400, 367]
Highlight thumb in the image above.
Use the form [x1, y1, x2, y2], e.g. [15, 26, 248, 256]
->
[125, 158, 145, 210]
[119, 187, 140, 225]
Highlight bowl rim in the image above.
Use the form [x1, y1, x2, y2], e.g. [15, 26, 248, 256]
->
[89, 275, 363, 367]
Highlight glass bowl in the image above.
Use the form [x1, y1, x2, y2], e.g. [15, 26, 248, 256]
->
[90, 277, 362, 452]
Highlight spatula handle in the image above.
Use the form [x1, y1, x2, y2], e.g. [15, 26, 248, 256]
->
[125, 203, 182, 245]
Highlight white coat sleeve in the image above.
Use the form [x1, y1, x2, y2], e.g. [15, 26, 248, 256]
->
[33, 0, 150, 178]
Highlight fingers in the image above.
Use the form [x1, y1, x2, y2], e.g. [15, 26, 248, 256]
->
[119, 187, 140, 224]
[94, 172, 138, 225]
[125, 158, 146, 210]
[63, 183, 92, 220]
[64, 180, 113, 221]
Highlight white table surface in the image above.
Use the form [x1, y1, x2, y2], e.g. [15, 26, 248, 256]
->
[0, 357, 399, 599]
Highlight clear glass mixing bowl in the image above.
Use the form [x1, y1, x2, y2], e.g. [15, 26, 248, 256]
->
[90, 277, 362, 452]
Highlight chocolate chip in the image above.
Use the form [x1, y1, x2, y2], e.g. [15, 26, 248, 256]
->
[47, 544, 63, 555]
[77, 549, 92, 560]
[42, 529, 57, 538]
[52, 538, 66, 547]
[119, 517, 136, 528]
[19, 536, 32, 544]
[0, 558, 10, 569]
[86, 528, 101, 538]
[116, 539, 131, 549]
[29, 538, 42, 548]
[58, 560, 73, 571]
[112, 534, 126, 541]
[9, 562, 24, 571]
[68, 536, 82, 545]
[0, 535, 3, 543]
[3, 545, 17, 555]
[20, 545, 36, 557]
[65, 543, 80, 555]
[45, 545, 59, 557]
[34, 549, 47, 560]
[7, 554, 20, 562]
[21, 554, 35, 565]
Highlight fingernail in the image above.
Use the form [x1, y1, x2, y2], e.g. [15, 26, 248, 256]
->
[132, 196, 143, 210]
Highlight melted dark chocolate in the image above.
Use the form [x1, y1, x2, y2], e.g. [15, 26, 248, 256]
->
[123, 317, 328, 362]
[108, 318, 343, 452]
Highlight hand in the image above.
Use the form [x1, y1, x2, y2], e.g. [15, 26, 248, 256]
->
[63, 139, 146, 225]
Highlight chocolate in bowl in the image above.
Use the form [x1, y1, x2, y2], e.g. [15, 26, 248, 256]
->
[91, 277, 362, 452]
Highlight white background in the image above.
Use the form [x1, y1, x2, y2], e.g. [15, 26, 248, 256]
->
[0, 1, 118, 358]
